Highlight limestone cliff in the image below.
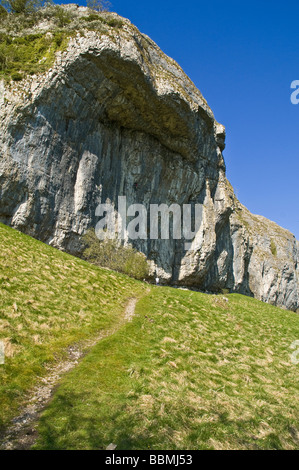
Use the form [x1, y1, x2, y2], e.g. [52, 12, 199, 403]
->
[0, 5, 298, 311]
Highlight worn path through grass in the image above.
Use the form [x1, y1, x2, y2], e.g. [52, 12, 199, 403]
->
[0, 223, 146, 443]
[1, 224, 298, 450]
[0, 297, 139, 450]
[33, 288, 299, 450]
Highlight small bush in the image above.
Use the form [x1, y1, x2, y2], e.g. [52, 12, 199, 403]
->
[106, 18, 123, 28]
[221, 288, 230, 295]
[0, 4, 8, 16]
[81, 14, 101, 22]
[1, 0, 50, 15]
[86, 0, 111, 13]
[270, 239, 277, 257]
[53, 31, 64, 46]
[80, 14, 123, 29]
[82, 229, 150, 281]
[52, 5, 72, 27]
[11, 71, 23, 80]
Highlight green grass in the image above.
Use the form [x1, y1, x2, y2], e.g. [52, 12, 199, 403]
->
[0, 223, 145, 432]
[80, 14, 124, 28]
[0, 8, 123, 82]
[0, 222, 298, 450]
[33, 289, 299, 450]
[270, 239, 277, 257]
[0, 31, 71, 82]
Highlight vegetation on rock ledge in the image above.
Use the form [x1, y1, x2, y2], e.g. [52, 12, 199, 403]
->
[0, 2, 123, 81]
[82, 229, 150, 281]
[0, 30, 70, 81]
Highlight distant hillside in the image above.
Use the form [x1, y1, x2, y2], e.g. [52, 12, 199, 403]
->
[0, 224, 298, 450]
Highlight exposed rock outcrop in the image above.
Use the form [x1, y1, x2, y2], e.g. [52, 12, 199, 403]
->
[0, 5, 298, 311]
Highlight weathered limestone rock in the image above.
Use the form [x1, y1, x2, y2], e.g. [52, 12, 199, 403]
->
[0, 6, 298, 311]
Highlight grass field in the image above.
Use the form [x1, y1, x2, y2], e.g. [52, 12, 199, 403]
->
[33, 289, 299, 450]
[0, 223, 298, 449]
[0, 223, 145, 432]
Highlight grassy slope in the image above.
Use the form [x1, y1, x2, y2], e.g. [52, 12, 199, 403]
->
[0, 223, 145, 431]
[0, 223, 298, 449]
[35, 291, 299, 449]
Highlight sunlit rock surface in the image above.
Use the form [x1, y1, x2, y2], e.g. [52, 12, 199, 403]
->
[0, 5, 298, 311]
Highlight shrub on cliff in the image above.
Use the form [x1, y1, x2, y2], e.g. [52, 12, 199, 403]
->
[51, 4, 72, 27]
[86, 0, 111, 13]
[0, 4, 8, 16]
[0, 31, 70, 80]
[82, 229, 150, 281]
[0, 0, 50, 14]
[0, 0, 111, 16]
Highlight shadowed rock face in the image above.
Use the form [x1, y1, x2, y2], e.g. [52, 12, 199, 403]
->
[0, 6, 298, 311]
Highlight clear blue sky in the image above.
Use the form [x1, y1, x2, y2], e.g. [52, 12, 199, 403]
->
[62, 1, 299, 238]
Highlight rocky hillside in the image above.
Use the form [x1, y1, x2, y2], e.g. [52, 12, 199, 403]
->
[0, 4, 298, 311]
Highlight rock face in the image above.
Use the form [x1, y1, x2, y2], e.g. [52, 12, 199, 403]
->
[0, 5, 298, 311]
